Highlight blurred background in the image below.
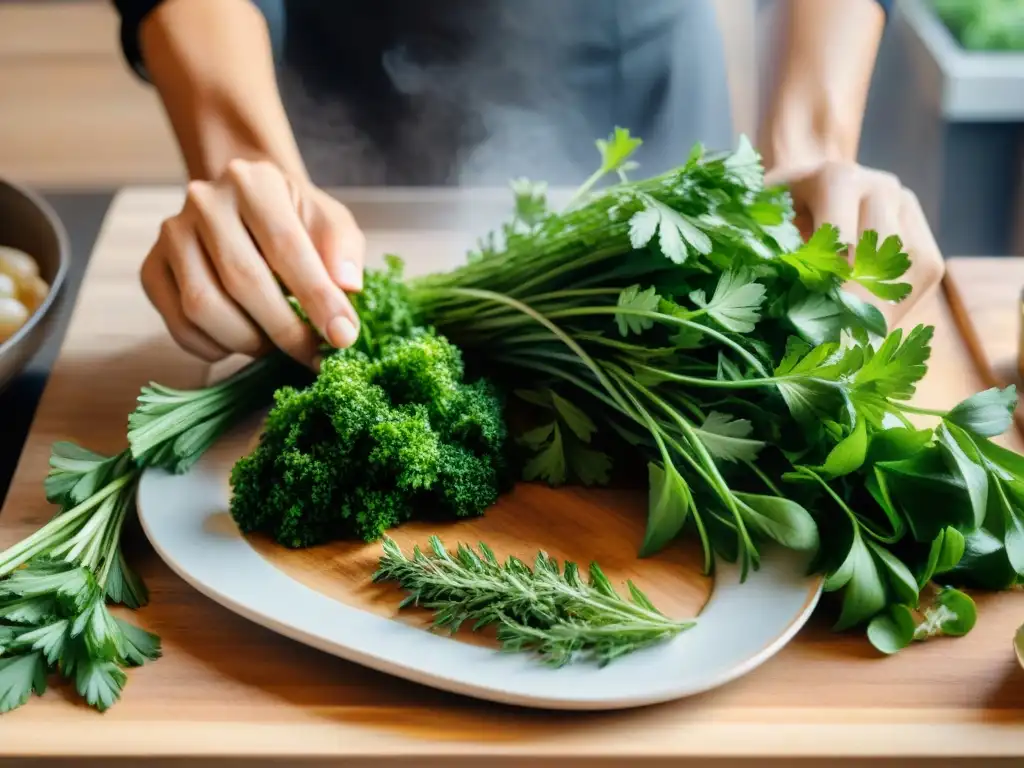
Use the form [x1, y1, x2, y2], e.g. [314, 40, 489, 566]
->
[0, 0, 1021, 496]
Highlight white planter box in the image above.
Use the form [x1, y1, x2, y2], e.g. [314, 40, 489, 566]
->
[856, 0, 1024, 258]
[900, 0, 1024, 122]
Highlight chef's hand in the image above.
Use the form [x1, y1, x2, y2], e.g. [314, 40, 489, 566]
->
[766, 161, 945, 326]
[141, 159, 365, 367]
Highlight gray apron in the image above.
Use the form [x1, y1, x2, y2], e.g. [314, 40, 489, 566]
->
[258, 0, 733, 187]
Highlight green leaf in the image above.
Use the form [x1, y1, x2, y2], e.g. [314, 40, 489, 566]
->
[867, 539, 920, 606]
[104, 550, 149, 609]
[74, 658, 126, 712]
[733, 493, 819, 551]
[918, 527, 967, 587]
[867, 604, 915, 654]
[628, 198, 711, 264]
[522, 423, 567, 486]
[115, 618, 161, 667]
[722, 134, 763, 191]
[565, 443, 612, 487]
[948, 528, 1017, 590]
[852, 325, 933, 402]
[876, 445, 977, 540]
[850, 231, 912, 302]
[514, 389, 553, 409]
[936, 423, 989, 530]
[518, 422, 555, 450]
[786, 291, 844, 345]
[596, 127, 642, 174]
[641, 461, 693, 557]
[0, 652, 47, 713]
[14, 618, 68, 666]
[694, 411, 765, 464]
[550, 392, 597, 443]
[615, 285, 661, 336]
[826, 532, 888, 631]
[834, 289, 888, 338]
[70, 596, 125, 662]
[509, 177, 548, 227]
[780, 224, 852, 291]
[811, 418, 868, 478]
[936, 527, 966, 573]
[0, 596, 57, 625]
[945, 386, 1017, 438]
[934, 587, 977, 636]
[688, 269, 766, 334]
[866, 426, 933, 465]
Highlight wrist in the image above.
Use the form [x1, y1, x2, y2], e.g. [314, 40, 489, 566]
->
[188, 91, 310, 183]
[760, 87, 861, 173]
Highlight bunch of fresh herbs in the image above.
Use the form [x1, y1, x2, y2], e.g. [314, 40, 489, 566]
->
[405, 130, 1017, 652]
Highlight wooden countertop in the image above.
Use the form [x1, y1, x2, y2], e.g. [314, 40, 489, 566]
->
[0, 187, 1022, 765]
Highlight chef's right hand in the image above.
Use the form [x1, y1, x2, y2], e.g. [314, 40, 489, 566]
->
[141, 158, 366, 368]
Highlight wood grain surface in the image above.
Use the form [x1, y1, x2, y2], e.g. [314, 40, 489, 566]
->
[945, 258, 1024, 430]
[0, 189, 1022, 763]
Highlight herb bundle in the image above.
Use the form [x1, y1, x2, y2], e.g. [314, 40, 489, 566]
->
[404, 131, 1021, 650]
[374, 536, 693, 666]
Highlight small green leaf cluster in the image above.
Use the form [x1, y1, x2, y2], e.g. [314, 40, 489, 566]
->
[229, 330, 509, 547]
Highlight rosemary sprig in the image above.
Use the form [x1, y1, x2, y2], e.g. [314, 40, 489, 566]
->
[373, 536, 695, 667]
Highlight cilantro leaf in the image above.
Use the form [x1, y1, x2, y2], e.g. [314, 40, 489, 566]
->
[694, 411, 765, 463]
[518, 422, 555, 450]
[14, 618, 69, 666]
[780, 224, 852, 291]
[851, 231, 911, 302]
[0, 652, 47, 713]
[615, 285, 661, 336]
[595, 127, 643, 174]
[0, 596, 58, 625]
[104, 550, 149, 609]
[641, 461, 693, 556]
[852, 325, 933, 401]
[74, 657, 126, 712]
[70, 595, 125, 662]
[722, 134, 763, 191]
[522, 422, 567, 485]
[688, 269, 766, 333]
[786, 291, 844, 344]
[566, 444, 612, 487]
[115, 618, 161, 667]
[509, 178, 548, 228]
[550, 392, 597, 443]
[628, 198, 711, 264]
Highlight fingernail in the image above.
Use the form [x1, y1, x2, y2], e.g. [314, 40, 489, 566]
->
[327, 315, 359, 348]
[339, 261, 363, 291]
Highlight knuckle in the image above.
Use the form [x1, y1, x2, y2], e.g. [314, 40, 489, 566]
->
[179, 282, 214, 323]
[219, 252, 263, 295]
[225, 157, 250, 179]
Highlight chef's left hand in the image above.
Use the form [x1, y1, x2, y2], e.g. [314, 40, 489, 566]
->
[766, 160, 945, 328]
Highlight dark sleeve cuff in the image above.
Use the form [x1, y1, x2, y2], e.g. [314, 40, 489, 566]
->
[112, 0, 166, 82]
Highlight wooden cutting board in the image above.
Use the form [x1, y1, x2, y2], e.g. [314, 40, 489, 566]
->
[945, 257, 1024, 429]
[0, 189, 1022, 765]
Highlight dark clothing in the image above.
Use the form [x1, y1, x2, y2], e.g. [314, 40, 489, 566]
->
[112, 0, 893, 187]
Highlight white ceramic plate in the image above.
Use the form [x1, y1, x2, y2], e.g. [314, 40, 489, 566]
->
[137, 444, 823, 711]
